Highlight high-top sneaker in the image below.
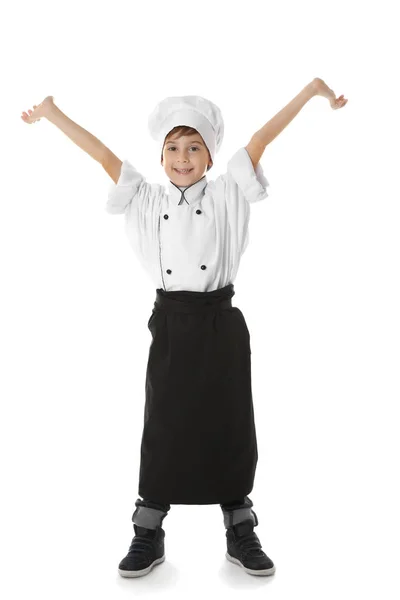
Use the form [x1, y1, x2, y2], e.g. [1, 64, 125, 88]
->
[226, 518, 276, 576]
[118, 524, 166, 578]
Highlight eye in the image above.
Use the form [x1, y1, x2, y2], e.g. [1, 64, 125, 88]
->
[167, 146, 199, 151]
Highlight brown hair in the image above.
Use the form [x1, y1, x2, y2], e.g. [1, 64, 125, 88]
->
[161, 126, 212, 171]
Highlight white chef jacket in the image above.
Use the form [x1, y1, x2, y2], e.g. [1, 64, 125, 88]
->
[106, 146, 270, 292]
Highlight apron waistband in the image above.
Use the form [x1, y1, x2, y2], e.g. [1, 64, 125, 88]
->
[154, 283, 235, 314]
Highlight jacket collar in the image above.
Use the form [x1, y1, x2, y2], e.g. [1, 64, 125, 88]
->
[167, 175, 208, 206]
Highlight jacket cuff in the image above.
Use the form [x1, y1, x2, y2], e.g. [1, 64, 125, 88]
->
[106, 160, 145, 214]
[227, 147, 270, 203]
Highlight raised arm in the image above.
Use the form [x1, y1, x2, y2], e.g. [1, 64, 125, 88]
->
[245, 78, 348, 169]
[21, 96, 122, 183]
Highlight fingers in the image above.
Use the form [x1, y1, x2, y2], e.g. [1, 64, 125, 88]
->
[21, 105, 42, 124]
[21, 111, 40, 124]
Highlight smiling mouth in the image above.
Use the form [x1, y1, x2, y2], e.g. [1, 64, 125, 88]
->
[174, 168, 193, 174]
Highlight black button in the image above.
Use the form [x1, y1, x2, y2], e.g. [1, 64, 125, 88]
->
[201, 265, 207, 270]
[196, 209, 202, 214]
[163, 214, 169, 219]
[166, 269, 172, 274]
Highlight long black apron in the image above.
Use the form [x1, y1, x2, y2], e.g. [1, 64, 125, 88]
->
[138, 283, 258, 505]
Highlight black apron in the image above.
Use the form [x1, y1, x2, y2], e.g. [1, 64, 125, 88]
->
[138, 283, 258, 505]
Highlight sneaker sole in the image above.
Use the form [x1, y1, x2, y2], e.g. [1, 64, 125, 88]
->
[118, 555, 165, 578]
[226, 552, 276, 576]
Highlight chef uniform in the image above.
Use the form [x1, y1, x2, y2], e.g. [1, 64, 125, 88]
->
[106, 96, 270, 530]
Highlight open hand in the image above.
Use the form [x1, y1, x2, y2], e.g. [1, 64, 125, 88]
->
[21, 95, 55, 124]
[310, 78, 348, 110]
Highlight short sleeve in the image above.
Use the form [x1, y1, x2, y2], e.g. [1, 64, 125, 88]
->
[226, 147, 269, 203]
[209, 147, 270, 259]
[105, 159, 147, 215]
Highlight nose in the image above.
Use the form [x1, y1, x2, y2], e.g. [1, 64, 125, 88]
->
[176, 150, 190, 161]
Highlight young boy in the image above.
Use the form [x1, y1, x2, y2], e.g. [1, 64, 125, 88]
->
[21, 82, 347, 578]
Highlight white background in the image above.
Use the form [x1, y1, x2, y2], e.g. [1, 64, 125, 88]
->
[2, 0, 399, 598]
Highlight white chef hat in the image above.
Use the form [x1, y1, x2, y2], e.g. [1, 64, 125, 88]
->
[148, 95, 224, 167]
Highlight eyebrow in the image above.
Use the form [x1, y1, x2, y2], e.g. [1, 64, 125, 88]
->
[165, 140, 204, 146]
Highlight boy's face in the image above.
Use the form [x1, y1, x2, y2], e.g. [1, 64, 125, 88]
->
[161, 132, 213, 185]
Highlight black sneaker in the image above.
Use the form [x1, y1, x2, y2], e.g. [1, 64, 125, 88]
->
[118, 524, 166, 578]
[226, 519, 276, 576]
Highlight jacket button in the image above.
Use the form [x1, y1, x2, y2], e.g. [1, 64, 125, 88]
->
[166, 269, 172, 274]
[163, 214, 169, 219]
[196, 209, 202, 214]
[201, 265, 207, 270]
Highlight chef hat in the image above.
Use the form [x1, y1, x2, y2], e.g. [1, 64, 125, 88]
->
[148, 95, 224, 166]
